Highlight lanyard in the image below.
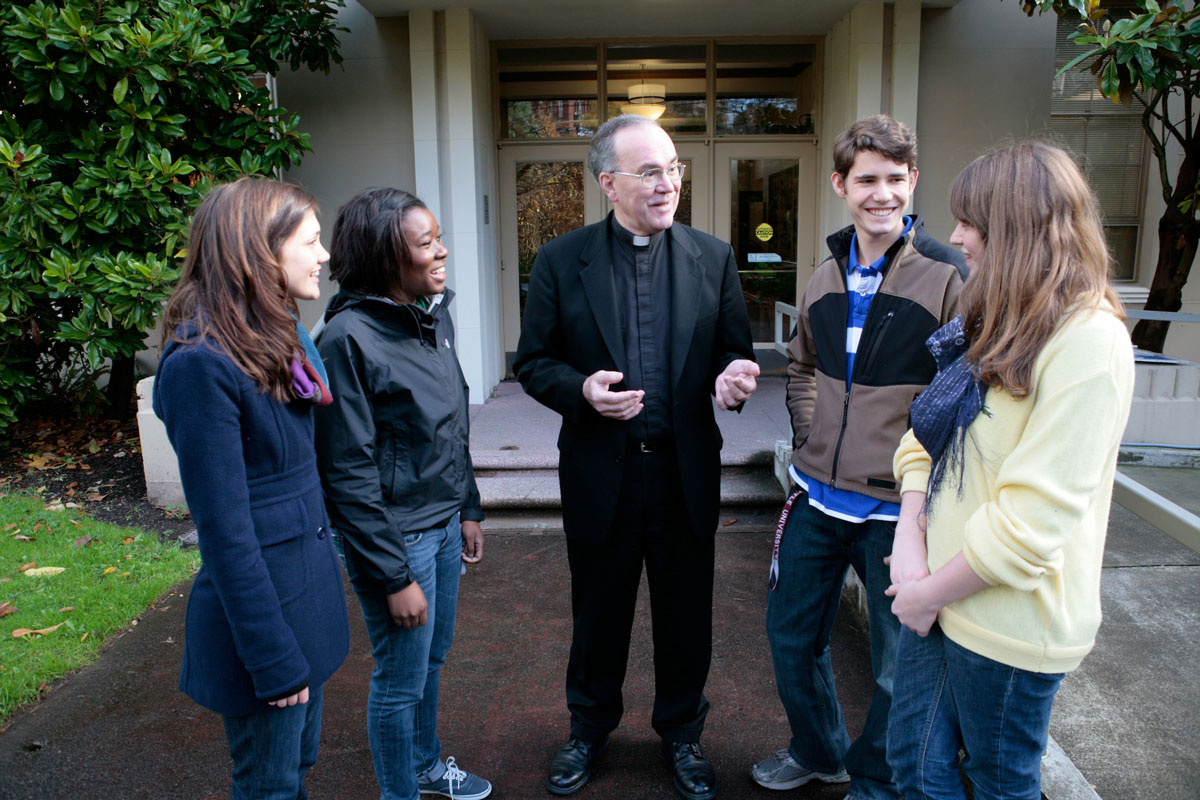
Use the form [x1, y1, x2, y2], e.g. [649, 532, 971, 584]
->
[768, 487, 807, 590]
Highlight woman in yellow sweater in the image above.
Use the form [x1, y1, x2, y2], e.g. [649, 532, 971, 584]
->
[883, 142, 1134, 800]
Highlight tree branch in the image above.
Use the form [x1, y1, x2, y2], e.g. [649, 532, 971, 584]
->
[1141, 97, 1175, 208]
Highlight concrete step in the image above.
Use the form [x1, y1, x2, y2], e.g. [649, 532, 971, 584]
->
[471, 447, 775, 471]
[476, 465, 784, 510]
[481, 504, 781, 535]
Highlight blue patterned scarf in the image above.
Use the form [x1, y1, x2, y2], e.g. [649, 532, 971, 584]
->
[909, 316, 986, 500]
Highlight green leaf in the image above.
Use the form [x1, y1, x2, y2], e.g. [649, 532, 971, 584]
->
[1100, 58, 1120, 97]
[112, 76, 128, 104]
[1057, 47, 1104, 76]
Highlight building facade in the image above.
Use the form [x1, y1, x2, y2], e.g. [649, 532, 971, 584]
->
[279, 0, 1199, 403]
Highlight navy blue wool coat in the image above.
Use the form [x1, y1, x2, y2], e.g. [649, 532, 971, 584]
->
[153, 338, 349, 717]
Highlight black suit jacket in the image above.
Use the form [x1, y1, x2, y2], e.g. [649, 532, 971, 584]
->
[514, 215, 755, 542]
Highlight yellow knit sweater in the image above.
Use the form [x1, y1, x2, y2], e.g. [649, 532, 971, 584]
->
[894, 305, 1134, 673]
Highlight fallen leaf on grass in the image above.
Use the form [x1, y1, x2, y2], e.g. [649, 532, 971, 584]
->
[121, 536, 135, 545]
[73, 534, 93, 548]
[0, 601, 17, 618]
[102, 566, 117, 575]
[25, 454, 55, 471]
[3, 523, 16, 531]
[80, 632, 88, 642]
[85, 492, 107, 502]
[44, 503, 65, 512]
[25, 567, 65, 577]
[32, 523, 46, 533]
[86, 438, 100, 454]
[58, 607, 74, 613]
[14, 535, 32, 543]
[12, 622, 65, 638]
[17, 562, 35, 572]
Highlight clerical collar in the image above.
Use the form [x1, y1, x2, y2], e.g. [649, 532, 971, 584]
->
[611, 216, 664, 249]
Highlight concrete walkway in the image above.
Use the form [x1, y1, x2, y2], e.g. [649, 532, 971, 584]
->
[0, 381, 1196, 799]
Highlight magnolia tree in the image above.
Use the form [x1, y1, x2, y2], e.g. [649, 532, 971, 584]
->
[0, 0, 345, 432]
[1019, 0, 1199, 352]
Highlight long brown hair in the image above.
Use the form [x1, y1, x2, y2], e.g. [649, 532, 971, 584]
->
[161, 177, 318, 402]
[950, 141, 1123, 396]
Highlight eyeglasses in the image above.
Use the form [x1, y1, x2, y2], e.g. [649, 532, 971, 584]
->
[608, 163, 687, 188]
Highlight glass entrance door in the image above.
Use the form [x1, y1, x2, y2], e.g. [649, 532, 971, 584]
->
[713, 141, 817, 346]
[498, 144, 603, 358]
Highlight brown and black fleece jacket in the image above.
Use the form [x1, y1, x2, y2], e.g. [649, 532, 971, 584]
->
[787, 216, 968, 504]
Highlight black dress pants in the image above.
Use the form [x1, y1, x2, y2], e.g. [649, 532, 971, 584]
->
[563, 444, 715, 743]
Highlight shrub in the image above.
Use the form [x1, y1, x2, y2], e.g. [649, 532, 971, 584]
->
[0, 0, 346, 432]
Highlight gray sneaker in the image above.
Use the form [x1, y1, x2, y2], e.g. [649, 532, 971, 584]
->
[418, 756, 492, 800]
[750, 748, 850, 790]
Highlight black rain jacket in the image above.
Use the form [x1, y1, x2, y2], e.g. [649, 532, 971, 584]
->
[314, 289, 483, 593]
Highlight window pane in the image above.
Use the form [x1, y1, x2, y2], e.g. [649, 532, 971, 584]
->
[605, 44, 707, 134]
[1051, 12, 1145, 281]
[503, 99, 598, 139]
[1106, 226, 1138, 281]
[516, 161, 585, 317]
[729, 158, 799, 342]
[715, 43, 816, 135]
[499, 46, 600, 139]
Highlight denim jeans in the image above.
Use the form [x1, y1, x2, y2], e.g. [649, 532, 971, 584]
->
[222, 683, 324, 800]
[887, 625, 1064, 800]
[765, 499, 901, 800]
[352, 515, 462, 800]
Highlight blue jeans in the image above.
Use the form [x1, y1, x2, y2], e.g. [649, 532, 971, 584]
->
[765, 499, 901, 800]
[352, 515, 462, 800]
[887, 625, 1064, 800]
[222, 684, 324, 800]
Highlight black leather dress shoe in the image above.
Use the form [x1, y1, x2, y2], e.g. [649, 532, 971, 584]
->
[663, 741, 717, 800]
[546, 735, 609, 795]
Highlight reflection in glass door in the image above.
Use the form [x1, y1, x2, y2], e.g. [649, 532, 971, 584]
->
[499, 145, 603, 361]
[515, 161, 584, 321]
[714, 142, 816, 346]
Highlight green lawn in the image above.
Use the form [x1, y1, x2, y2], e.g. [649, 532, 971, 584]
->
[0, 492, 199, 725]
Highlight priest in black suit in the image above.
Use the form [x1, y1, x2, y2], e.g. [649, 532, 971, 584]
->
[514, 114, 759, 800]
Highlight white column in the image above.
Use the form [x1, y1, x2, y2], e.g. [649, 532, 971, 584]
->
[821, 1, 886, 236]
[890, 1, 922, 130]
[849, 1, 885, 121]
[409, 9, 441, 220]
[439, 9, 499, 403]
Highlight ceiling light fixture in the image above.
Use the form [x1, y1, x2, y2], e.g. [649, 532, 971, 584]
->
[622, 65, 666, 120]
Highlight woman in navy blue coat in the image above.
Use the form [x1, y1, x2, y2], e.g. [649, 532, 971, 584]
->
[154, 178, 350, 799]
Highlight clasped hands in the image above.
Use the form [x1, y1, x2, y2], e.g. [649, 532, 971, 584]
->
[581, 359, 760, 419]
[883, 502, 937, 637]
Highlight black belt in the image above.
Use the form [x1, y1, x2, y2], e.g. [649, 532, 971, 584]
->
[629, 438, 673, 453]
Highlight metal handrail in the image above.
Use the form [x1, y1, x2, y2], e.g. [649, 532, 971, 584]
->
[1113, 471, 1200, 555]
[774, 301, 798, 356]
[1124, 310, 1200, 323]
